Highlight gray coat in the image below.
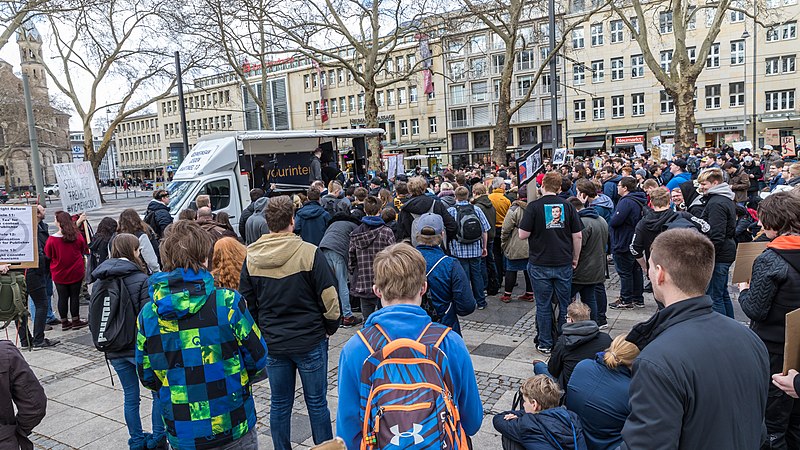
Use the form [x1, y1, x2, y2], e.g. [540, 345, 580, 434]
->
[572, 208, 609, 285]
[501, 202, 528, 261]
[319, 214, 361, 260]
[245, 197, 270, 245]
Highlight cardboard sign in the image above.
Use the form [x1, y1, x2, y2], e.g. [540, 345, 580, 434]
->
[552, 148, 567, 165]
[0, 206, 39, 269]
[765, 129, 781, 146]
[784, 309, 800, 374]
[651, 136, 662, 147]
[783, 136, 796, 157]
[731, 241, 769, 283]
[53, 162, 102, 214]
[651, 146, 661, 161]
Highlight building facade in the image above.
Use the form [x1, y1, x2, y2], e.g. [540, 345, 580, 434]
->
[115, 113, 161, 179]
[563, 2, 800, 154]
[69, 131, 119, 182]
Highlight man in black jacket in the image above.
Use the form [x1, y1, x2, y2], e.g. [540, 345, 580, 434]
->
[144, 190, 173, 238]
[621, 229, 769, 450]
[0, 339, 47, 449]
[742, 155, 763, 205]
[238, 188, 265, 238]
[696, 168, 737, 318]
[397, 176, 458, 243]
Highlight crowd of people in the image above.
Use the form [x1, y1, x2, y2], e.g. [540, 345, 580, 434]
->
[2, 143, 800, 450]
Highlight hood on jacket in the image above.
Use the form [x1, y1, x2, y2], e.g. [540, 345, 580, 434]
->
[438, 190, 455, 198]
[351, 219, 387, 249]
[251, 196, 270, 213]
[622, 190, 649, 206]
[402, 194, 437, 215]
[605, 175, 622, 185]
[591, 194, 615, 210]
[639, 209, 678, 232]
[91, 258, 143, 280]
[705, 182, 735, 200]
[578, 208, 599, 220]
[361, 215, 385, 227]
[247, 233, 305, 270]
[767, 236, 800, 274]
[680, 180, 701, 206]
[329, 212, 361, 225]
[562, 320, 601, 349]
[148, 268, 215, 320]
[147, 199, 169, 212]
[296, 201, 328, 219]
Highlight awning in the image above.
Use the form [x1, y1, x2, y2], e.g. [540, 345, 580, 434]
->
[568, 132, 587, 138]
[573, 141, 605, 151]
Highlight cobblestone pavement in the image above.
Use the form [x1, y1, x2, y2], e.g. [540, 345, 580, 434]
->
[9, 265, 745, 449]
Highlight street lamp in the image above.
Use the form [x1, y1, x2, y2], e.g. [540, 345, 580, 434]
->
[741, 29, 751, 142]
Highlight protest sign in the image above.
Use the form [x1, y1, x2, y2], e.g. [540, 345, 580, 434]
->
[651, 136, 662, 147]
[784, 309, 800, 374]
[660, 143, 674, 161]
[782, 136, 796, 157]
[552, 148, 567, 165]
[634, 144, 645, 155]
[732, 141, 753, 152]
[518, 144, 542, 187]
[731, 241, 769, 283]
[53, 162, 102, 214]
[0, 206, 38, 269]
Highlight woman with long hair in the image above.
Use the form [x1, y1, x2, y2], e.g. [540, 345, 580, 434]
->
[215, 211, 235, 233]
[211, 237, 247, 291]
[88, 217, 117, 282]
[44, 211, 89, 330]
[117, 208, 160, 273]
[565, 334, 640, 450]
[91, 233, 166, 450]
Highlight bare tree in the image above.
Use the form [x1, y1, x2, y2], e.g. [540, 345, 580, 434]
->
[39, 0, 206, 195]
[608, 0, 767, 152]
[266, 0, 444, 169]
[458, 0, 607, 163]
[0, 0, 47, 50]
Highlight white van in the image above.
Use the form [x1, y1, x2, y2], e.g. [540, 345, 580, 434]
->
[165, 129, 384, 231]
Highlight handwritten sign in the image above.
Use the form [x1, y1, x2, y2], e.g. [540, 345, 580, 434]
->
[53, 162, 102, 214]
[175, 144, 220, 178]
[0, 206, 38, 268]
[783, 136, 796, 157]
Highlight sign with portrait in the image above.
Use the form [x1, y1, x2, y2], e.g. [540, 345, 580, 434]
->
[544, 204, 565, 229]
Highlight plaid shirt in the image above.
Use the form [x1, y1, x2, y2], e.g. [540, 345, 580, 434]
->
[348, 221, 396, 297]
[447, 201, 491, 259]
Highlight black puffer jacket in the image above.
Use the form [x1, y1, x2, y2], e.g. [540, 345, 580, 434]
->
[630, 209, 709, 261]
[397, 195, 458, 242]
[91, 258, 151, 359]
[548, 321, 612, 389]
[145, 200, 173, 238]
[698, 184, 737, 264]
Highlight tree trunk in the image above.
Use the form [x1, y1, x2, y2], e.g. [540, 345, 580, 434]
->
[492, 46, 516, 165]
[363, 85, 382, 172]
[672, 83, 697, 154]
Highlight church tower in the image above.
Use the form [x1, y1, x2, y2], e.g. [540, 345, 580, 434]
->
[17, 21, 48, 98]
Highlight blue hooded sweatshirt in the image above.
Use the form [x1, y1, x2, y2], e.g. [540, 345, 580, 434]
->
[294, 200, 331, 246]
[602, 175, 623, 204]
[493, 406, 587, 450]
[608, 191, 648, 255]
[416, 245, 476, 334]
[590, 194, 615, 223]
[336, 304, 483, 449]
[665, 171, 691, 191]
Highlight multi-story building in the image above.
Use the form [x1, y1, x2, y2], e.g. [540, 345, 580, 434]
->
[115, 113, 161, 179]
[564, 2, 800, 155]
[69, 130, 119, 182]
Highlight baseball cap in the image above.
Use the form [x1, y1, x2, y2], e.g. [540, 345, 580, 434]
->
[672, 158, 687, 170]
[744, 156, 754, 163]
[416, 213, 444, 236]
[762, 144, 774, 151]
[370, 177, 382, 186]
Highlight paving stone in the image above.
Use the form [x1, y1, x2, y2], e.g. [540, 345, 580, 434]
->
[492, 359, 534, 379]
[469, 354, 503, 373]
[471, 342, 516, 359]
[51, 415, 125, 448]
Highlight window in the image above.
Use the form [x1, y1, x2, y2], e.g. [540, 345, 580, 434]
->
[783, 22, 797, 39]
[385, 59, 394, 76]
[591, 60, 604, 83]
[330, 98, 338, 114]
[356, 94, 363, 111]
[766, 90, 795, 110]
[631, 54, 644, 77]
[767, 57, 780, 74]
[470, 34, 487, 53]
[492, 54, 505, 74]
[427, 83, 435, 99]
[517, 75, 533, 96]
[201, 179, 231, 210]
[450, 108, 468, 127]
[377, 91, 384, 107]
[660, 90, 674, 113]
[632, 93, 645, 116]
[429, 117, 437, 133]
[411, 119, 420, 135]
[574, 99, 586, 121]
[688, 46, 697, 64]
[573, 64, 585, 85]
[729, 82, 744, 106]
[659, 11, 673, 34]
[542, 72, 559, 94]
[731, 40, 745, 65]
[707, 43, 720, 68]
[784, 55, 797, 73]
[590, 23, 604, 46]
[387, 90, 395, 106]
[407, 54, 416, 70]
[470, 57, 487, 77]
[687, 6, 697, 30]
[705, 84, 721, 109]
[409, 86, 418, 102]
[340, 97, 346, 114]
[610, 20, 624, 42]
[611, 95, 624, 117]
[304, 74, 310, 89]
[472, 81, 488, 101]
[399, 120, 409, 136]
[398, 87, 407, 104]
[572, 28, 585, 48]
[611, 57, 623, 80]
[630, 17, 639, 36]
[338, 68, 344, 83]
[767, 27, 780, 42]
[449, 61, 465, 80]
[450, 84, 466, 104]
[706, 9, 716, 27]
[516, 50, 535, 70]
[660, 50, 673, 73]
[306, 102, 312, 117]
[491, 32, 505, 50]
[592, 98, 605, 119]
[730, 3, 744, 22]
[396, 57, 405, 73]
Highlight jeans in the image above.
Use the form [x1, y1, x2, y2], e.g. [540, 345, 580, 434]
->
[354, 296, 380, 322]
[55, 281, 82, 319]
[109, 357, 165, 449]
[613, 252, 643, 304]
[321, 249, 352, 318]
[459, 257, 486, 307]
[528, 263, 573, 349]
[706, 262, 734, 318]
[532, 361, 555, 381]
[209, 428, 258, 450]
[571, 283, 598, 322]
[594, 284, 608, 324]
[266, 338, 332, 450]
[28, 275, 56, 323]
[20, 287, 48, 346]
[493, 232, 505, 279]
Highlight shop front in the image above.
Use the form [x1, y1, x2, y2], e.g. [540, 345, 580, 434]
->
[655, 125, 698, 146]
[609, 129, 647, 155]
[761, 113, 800, 155]
[702, 122, 746, 148]
[570, 133, 606, 157]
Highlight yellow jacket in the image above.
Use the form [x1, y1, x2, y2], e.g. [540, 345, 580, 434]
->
[488, 189, 511, 228]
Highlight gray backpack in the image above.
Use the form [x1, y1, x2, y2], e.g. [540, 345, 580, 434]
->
[410, 201, 437, 247]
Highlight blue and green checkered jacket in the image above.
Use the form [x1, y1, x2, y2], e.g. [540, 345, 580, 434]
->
[135, 268, 268, 450]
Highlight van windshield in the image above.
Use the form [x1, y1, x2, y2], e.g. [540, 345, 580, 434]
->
[167, 180, 198, 215]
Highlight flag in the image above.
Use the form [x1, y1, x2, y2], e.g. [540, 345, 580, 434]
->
[418, 36, 434, 95]
[313, 60, 328, 123]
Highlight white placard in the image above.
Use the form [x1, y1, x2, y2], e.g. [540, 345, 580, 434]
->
[0, 206, 36, 264]
[552, 148, 567, 165]
[396, 154, 405, 177]
[388, 156, 397, 180]
[53, 162, 102, 214]
[651, 136, 662, 147]
[732, 141, 753, 152]
[174, 143, 219, 178]
[660, 143, 675, 161]
[634, 144, 645, 155]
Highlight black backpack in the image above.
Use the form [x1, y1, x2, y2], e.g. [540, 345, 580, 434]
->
[143, 209, 161, 238]
[455, 204, 483, 244]
[89, 277, 137, 353]
[421, 256, 449, 323]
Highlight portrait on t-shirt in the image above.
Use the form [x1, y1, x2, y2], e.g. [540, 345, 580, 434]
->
[544, 204, 564, 229]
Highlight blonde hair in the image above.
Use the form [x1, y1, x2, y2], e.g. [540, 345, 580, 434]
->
[698, 167, 724, 184]
[566, 300, 590, 322]
[408, 177, 428, 196]
[520, 375, 562, 410]
[374, 244, 426, 303]
[603, 334, 641, 370]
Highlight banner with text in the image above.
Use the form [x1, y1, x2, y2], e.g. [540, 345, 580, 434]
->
[0, 206, 38, 268]
[53, 162, 102, 214]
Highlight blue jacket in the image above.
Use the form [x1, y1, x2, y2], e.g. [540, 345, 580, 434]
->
[336, 305, 483, 449]
[608, 191, 648, 255]
[602, 175, 622, 204]
[665, 171, 691, 191]
[417, 245, 476, 334]
[565, 354, 631, 450]
[590, 194, 614, 223]
[294, 201, 331, 246]
[493, 407, 587, 450]
[769, 174, 786, 192]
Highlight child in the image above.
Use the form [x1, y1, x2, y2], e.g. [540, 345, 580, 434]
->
[348, 196, 396, 320]
[493, 375, 586, 450]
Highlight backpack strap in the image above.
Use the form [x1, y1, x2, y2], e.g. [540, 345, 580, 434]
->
[357, 324, 391, 354]
[427, 199, 436, 214]
[417, 322, 450, 349]
[427, 256, 448, 277]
